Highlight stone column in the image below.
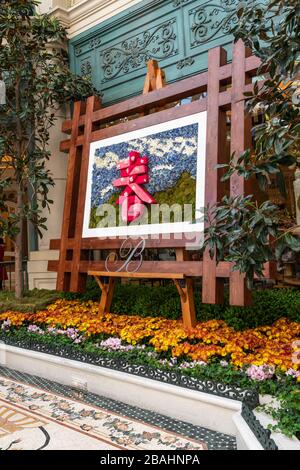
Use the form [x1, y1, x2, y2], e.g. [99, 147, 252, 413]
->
[27, 34, 70, 290]
[294, 168, 300, 227]
[27, 103, 69, 290]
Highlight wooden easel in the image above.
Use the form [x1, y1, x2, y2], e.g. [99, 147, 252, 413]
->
[49, 41, 275, 329]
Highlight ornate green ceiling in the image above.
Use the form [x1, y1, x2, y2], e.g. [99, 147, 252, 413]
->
[69, 0, 242, 105]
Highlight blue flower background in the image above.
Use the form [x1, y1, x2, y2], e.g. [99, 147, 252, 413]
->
[89, 123, 199, 226]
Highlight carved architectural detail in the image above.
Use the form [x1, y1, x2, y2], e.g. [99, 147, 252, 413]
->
[190, 0, 239, 46]
[173, 0, 191, 6]
[101, 19, 178, 82]
[177, 57, 195, 69]
[70, 0, 241, 104]
[89, 36, 102, 49]
[80, 60, 92, 78]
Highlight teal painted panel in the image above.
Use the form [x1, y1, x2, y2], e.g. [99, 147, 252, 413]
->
[68, 0, 242, 105]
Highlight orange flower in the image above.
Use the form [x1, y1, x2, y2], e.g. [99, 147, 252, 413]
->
[0, 300, 299, 372]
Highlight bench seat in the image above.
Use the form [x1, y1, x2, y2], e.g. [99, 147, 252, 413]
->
[88, 270, 196, 328]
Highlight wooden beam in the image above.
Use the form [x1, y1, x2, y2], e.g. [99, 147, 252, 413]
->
[173, 279, 187, 301]
[60, 99, 208, 153]
[94, 275, 106, 292]
[50, 235, 198, 251]
[59, 82, 262, 154]
[174, 278, 196, 329]
[50, 260, 203, 276]
[56, 101, 84, 291]
[98, 277, 115, 315]
[88, 271, 185, 279]
[50, 260, 236, 278]
[50, 259, 273, 281]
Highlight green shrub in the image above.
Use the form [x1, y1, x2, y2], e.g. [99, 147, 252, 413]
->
[222, 289, 300, 329]
[60, 278, 100, 302]
[60, 279, 300, 329]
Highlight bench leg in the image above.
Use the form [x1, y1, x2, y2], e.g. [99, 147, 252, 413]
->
[97, 277, 115, 315]
[174, 278, 196, 329]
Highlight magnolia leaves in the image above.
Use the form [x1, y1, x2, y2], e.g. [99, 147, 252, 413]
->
[204, 194, 300, 288]
[203, 1, 300, 287]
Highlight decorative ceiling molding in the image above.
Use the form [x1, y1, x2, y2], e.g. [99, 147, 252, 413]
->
[50, 0, 143, 38]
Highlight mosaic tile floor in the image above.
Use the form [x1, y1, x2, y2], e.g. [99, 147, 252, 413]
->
[0, 366, 236, 451]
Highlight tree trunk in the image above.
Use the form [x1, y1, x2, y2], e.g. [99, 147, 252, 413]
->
[14, 77, 24, 299]
[14, 188, 23, 299]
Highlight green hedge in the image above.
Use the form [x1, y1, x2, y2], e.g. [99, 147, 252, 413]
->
[61, 280, 300, 330]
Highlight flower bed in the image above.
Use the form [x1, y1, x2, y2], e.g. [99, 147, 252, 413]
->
[0, 299, 299, 438]
[1, 299, 299, 373]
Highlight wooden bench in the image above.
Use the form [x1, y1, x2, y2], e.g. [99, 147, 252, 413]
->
[88, 270, 196, 329]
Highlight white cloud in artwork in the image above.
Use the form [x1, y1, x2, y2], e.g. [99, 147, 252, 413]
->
[100, 185, 114, 197]
[127, 136, 197, 159]
[152, 164, 174, 172]
[95, 151, 119, 169]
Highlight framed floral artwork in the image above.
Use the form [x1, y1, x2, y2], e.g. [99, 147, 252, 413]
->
[82, 112, 207, 239]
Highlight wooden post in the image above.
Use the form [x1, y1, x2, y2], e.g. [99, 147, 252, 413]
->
[56, 101, 85, 291]
[69, 96, 102, 292]
[202, 47, 228, 304]
[229, 40, 252, 306]
[175, 248, 196, 328]
[143, 60, 165, 94]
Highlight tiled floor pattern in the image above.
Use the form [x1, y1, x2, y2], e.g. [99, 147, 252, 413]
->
[0, 366, 236, 450]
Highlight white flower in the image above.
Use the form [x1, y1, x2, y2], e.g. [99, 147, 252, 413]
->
[100, 185, 113, 197]
[185, 144, 197, 156]
[152, 164, 174, 172]
[95, 151, 119, 169]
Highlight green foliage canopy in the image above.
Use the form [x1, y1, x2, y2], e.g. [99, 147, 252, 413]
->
[0, 0, 97, 240]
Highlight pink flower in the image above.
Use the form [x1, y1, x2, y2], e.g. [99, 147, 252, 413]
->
[1, 320, 11, 331]
[99, 338, 142, 352]
[246, 364, 275, 381]
[47, 326, 56, 334]
[285, 368, 300, 379]
[179, 360, 207, 370]
[27, 324, 44, 335]
[220, 360, 229, 367]
[100, 337, 123, 350]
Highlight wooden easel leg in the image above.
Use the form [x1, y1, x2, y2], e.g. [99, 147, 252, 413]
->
[181, 279, 196, 329]
[174, 248, 196, 328]
[174, 278, 196, 329]
[98, 278, 115, 315]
